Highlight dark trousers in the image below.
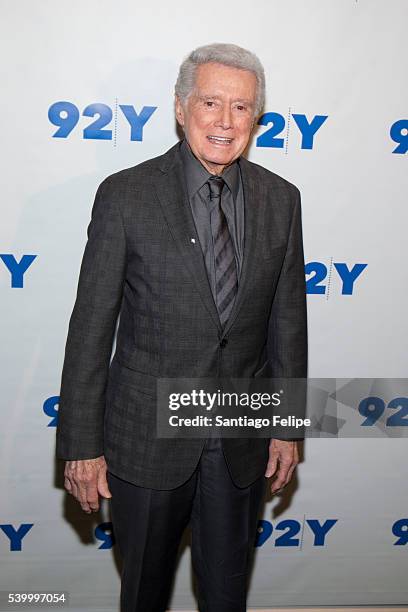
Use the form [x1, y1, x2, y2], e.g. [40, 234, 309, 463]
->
[107, 436, 267, 612]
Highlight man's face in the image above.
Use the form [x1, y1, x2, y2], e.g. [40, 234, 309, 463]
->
[175, 62, 257, 174]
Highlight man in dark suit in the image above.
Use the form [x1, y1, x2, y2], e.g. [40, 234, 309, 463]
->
[56, 42, 307, 612]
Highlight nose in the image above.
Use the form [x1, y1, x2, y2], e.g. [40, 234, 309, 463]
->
[214, 104, 233, 130]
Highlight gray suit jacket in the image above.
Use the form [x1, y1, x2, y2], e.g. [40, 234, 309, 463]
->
[56, 140, 308, 489]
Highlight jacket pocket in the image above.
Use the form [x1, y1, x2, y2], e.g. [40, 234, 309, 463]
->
[253, 360, 269, 378]
[108, 356, 157, 398]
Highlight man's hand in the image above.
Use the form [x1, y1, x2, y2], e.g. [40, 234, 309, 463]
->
[264, 439, 299, 494]
[63, 455, 112, 513]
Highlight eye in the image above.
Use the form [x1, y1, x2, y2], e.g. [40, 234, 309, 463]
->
[205, 100, 215, 107]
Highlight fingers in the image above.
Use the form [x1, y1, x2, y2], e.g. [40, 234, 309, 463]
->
[264, 438, 278, 478]
[269, 459, 292, 494]
[267, 441, 299, 495]
[64, 457, 108, 513]
[97, 470, 112, 500]
[264, 455, 277, 478]
[283, 457, 298, 487]
[76, 485, 98, 513]
[270, 459, 298, 493]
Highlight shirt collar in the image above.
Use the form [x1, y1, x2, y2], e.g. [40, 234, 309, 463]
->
[179, 137, 240, 201]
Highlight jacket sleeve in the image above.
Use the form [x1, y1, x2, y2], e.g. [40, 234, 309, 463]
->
[268, 186, 308, 441]
[56, 177, 127, 460]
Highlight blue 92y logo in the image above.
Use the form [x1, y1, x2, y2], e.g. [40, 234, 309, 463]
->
[256, 111, 328, 151]
[48, 101, 157, 142]
[393, 519, 408, 545]
[359, 397, 408, 428]
[390, 119, 408, 153]
[255, 518, 337, 548]
[306, 261, 367, 296]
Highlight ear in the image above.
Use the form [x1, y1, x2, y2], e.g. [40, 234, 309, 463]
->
[175, 95, 185, 127]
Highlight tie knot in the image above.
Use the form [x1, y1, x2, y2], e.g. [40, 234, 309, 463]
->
[207, 176, 225, 200]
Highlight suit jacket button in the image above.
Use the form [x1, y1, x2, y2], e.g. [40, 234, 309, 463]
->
[219, 338, 228, 348]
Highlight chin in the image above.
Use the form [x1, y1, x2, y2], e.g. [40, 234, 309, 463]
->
[202, 147, 237, 166]
[207, 153, 233, 164]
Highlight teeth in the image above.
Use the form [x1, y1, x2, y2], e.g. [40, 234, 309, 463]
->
[208, 136, 232, 143]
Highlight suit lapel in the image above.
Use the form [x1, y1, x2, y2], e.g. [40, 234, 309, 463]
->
[154, 142, 264, 337]
[155, 143, 223, 332]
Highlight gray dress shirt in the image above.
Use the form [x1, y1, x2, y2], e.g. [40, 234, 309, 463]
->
[179, 138, 245, 303]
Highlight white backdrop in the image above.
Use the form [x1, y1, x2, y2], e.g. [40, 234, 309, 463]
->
[1, 0, 407, 609]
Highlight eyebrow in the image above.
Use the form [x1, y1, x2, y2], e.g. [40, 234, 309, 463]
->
[197, 94, 254, 106]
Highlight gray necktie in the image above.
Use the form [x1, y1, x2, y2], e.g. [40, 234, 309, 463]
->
[207, 176, 238, 328]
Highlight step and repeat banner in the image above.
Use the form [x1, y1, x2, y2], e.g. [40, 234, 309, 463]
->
[1, 0, 407, 609]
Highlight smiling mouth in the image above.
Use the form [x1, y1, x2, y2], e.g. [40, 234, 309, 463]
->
[207, 135, 234, 145]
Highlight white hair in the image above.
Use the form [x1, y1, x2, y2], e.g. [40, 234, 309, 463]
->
[175, 42, 265, 117]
